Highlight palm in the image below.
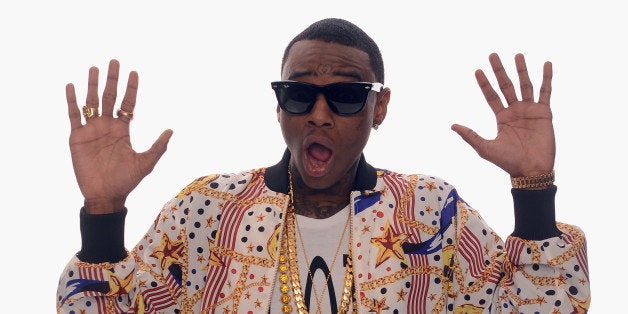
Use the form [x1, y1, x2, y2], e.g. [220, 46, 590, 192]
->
[70, 117, 144, 202]
[66, 60, 172, 213]
[452, 53, 555, 177]
[484, 100, 554, 176]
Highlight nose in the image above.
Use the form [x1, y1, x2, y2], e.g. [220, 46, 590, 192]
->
[307, 94, 334, 127]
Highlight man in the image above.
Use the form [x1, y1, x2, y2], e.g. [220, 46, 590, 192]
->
[57, 18, 590, 313]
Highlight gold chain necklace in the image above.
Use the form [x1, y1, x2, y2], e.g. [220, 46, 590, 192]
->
[294, 207, 351, 313]
[279, 168, 355, 314]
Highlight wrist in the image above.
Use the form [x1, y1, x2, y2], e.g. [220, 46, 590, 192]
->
[84, 197, 126, 214]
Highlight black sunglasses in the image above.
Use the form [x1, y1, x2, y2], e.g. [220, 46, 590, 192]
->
[271, 80, 384, 115]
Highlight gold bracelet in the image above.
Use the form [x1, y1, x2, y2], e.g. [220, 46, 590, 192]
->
[510, 171, 555, 189]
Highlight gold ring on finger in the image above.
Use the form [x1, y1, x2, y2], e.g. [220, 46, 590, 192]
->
[116, 108, 134, 121]
[82, 105, 99, 119]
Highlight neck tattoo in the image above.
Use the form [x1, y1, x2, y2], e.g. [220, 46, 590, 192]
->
[290, 168, 353, 219]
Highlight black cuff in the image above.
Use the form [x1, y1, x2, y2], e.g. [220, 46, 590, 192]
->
[77, 207, 128, 263]
[510, 185, 561, 240]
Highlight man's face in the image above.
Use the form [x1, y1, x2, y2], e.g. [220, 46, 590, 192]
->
[278, 40, 389, 190]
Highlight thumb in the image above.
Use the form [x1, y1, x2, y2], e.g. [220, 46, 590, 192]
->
[138, 129, 174, 176]
[451, 124, 487, 156]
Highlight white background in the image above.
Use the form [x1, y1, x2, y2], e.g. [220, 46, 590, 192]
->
[1, 1, 622, 312]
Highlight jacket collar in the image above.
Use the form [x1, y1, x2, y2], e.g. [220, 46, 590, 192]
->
[264, 148, 377, 194]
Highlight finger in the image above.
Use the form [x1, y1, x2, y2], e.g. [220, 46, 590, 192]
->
[451, 124, 488, 157]
[118, 71, 138, 123]
[475, 69, 505, 115]
[488, 53, 518, 105]
[515, 53, 534, 102]
[538, 61, 553, 105]
[66, 83, 82, 130]
[138, 129, 174, 176]
[85, 66, 100, 116]
[101, 60, 120, 117]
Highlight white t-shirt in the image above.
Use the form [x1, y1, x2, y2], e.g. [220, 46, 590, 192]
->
[270, 206, 352, 313]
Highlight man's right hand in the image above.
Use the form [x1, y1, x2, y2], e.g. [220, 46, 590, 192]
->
[66, 59, 173, 214]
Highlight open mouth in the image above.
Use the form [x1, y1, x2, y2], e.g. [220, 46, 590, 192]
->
[304, 142, 333, 177]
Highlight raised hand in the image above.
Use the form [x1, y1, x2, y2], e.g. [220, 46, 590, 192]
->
[451, 53, 555, 178]
[66, 60, 173, 214]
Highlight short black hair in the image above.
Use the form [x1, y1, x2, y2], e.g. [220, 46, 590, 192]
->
[281, 18, 385, 84]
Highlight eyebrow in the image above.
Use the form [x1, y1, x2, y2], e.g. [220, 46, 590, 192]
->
[287, 70, 364, 81]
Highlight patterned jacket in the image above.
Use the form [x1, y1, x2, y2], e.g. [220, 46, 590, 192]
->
[57, 151, 590, 313]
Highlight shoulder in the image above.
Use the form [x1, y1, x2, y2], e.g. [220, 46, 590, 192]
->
[156, 167, 282, 222]
[175, 168, 268, 199]
[376, 168, 455, 193]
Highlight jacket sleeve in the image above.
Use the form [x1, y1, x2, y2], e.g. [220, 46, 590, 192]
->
[445, 186, 590, 313]
[56, 196, 189, 313]
[56, 207, 139, 313]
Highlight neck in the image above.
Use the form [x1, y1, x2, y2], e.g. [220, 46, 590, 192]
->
[290, 165, 356, 219]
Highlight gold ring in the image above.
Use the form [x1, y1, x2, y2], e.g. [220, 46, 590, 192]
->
[82, 106, 99, 119]
[116, 108, 134, 121]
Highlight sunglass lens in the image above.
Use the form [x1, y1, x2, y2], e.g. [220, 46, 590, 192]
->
[327, 83, 369, 115]
[278, 83, 315, 114]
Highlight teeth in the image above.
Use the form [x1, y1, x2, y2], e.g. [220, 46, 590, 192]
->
[311, 158, 325, 167]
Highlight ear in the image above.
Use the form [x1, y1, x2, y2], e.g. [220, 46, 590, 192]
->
[276, 104, 281, 122]
[373, 87, 390, 126]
